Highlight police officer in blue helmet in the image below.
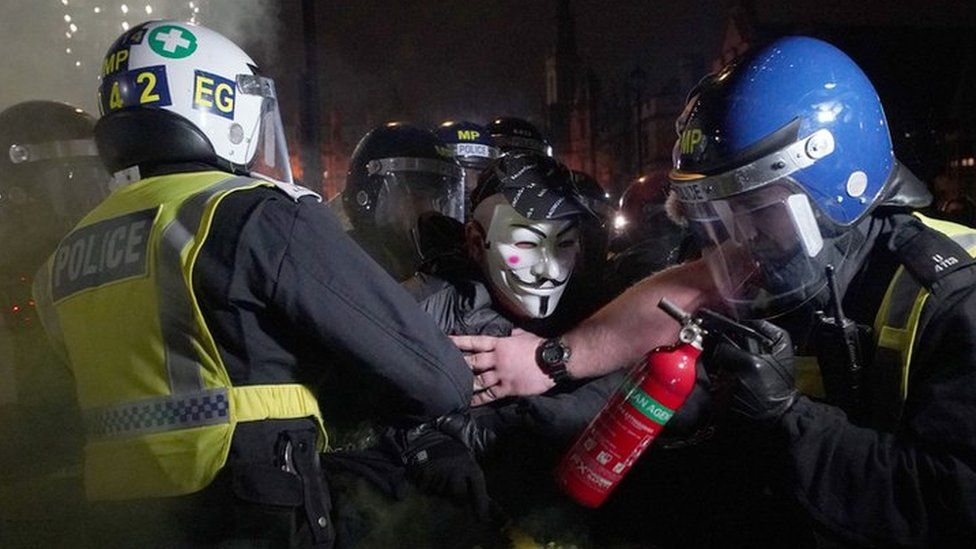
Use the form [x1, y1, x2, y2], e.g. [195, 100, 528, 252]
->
[665, 36, 976, 545]
[672, 38, 924, 321]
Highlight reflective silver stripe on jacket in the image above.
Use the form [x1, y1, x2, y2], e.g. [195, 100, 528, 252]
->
[156, 176, 256, 395]
[74, 176, 260, 439]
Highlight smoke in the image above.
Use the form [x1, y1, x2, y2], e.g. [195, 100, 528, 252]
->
[0, 3, 283, 546]
[0, 0, 282, 116]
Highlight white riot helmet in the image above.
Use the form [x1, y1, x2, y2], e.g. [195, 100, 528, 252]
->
[95, 20, 291, 183]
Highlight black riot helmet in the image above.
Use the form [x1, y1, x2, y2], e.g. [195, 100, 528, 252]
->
[435, 120, 499, 172]
[0, 101, 111, 274]
[570, 169, 612, 268]
[571, 170, 613, 226]
[486, 117, 553, 157]
[435, 120, 499, 194]
[343, 123, 464, 280]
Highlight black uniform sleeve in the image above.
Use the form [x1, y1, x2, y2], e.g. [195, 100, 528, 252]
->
[514, 372, 624, 443]
[274, 198, 473, 421]
[776, 290, 976, 546]
[196, 187, 474, 424]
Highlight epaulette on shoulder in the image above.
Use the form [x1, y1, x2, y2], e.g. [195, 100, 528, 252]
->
[889, 218, 976, 291]
[262, 177, 322, 202]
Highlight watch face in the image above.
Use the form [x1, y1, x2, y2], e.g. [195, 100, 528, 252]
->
[541, 342, 563, 364]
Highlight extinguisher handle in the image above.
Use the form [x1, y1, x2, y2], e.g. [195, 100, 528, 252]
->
[697, 308, 774, 353]
[657, 299, 774, 352]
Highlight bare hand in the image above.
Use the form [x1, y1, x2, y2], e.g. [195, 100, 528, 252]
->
[450, 329, 555, 406]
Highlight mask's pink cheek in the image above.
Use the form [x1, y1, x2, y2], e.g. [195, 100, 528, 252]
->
[507, 255, 520, 265]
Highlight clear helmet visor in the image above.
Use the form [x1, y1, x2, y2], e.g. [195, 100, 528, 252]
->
[3, 139, 110, 224]
[371, 157, 465, 229]
[683, 179, 858, 319]
[452, 145, 496, 197]
[368, 157, 464, 275]
[237, 75, 293, 184]
[461, 167, 483, 196]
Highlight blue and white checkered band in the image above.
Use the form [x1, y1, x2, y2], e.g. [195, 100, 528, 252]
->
[85, 388, 230, 439]
[671, 129, 835, 204]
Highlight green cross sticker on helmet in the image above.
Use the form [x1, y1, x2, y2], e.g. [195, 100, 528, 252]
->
[148, 25, 197, 59]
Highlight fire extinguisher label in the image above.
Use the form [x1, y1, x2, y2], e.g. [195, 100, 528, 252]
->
[556, 343, 699, 508]
[623, 382, 675, 425]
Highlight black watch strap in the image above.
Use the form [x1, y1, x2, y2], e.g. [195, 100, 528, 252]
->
[536, 337, 571, 384]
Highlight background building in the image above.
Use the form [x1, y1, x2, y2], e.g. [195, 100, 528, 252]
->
[544, 0, 976, 201]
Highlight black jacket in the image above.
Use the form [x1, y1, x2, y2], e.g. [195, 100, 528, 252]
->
[404, 270, 623, 444]
[194, 185, 472, 429]
[771, 212, 976, 547]
[591, 212, 976, 548]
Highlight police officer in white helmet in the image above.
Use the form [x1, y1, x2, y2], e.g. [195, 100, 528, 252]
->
[34, 20, 484, 547]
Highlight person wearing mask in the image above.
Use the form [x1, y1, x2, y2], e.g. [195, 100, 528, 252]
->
[405, 152, 627, 543]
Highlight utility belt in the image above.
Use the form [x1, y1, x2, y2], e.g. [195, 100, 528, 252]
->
[229, 418, 335, 548]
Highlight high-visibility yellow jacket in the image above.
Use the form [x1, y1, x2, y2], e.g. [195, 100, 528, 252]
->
[35, 171, 326, 501]
[795, 212, 976, 424]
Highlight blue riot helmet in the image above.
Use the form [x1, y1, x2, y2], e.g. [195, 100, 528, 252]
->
[435, 120, 499, 198]
[670, 36, 928, 319]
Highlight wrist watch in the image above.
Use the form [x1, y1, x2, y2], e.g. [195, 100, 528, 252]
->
[536, 337, 572, 384]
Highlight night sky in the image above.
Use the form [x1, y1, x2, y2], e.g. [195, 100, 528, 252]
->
[1, 0, 974, 172]
[267, 0, 729, 138]
[254, 0, 976, 158]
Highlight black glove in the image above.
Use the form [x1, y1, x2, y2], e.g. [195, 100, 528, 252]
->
[431, 413, 496, 457]
[386, 416, 491, 520]
[712, 320, 797, 424]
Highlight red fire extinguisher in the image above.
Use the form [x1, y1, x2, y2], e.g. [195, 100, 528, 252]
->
[554, 298, 702, 508]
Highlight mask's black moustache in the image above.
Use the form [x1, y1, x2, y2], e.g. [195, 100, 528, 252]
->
[509, 271, 569, 288]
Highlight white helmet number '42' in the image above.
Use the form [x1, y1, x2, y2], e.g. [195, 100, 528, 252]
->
[98, 20, 293, 183]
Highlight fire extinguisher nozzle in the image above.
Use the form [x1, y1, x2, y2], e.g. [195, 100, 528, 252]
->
[658, 298, 690, 325]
